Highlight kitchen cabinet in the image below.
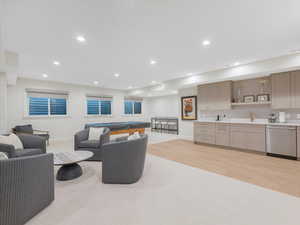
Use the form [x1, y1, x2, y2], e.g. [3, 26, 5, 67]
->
[271, 72, 291, 109]
[291, 70, 300, 109]
[230, 124, 266, 152]
[215, 123, 230, 146]
[271, 70, 300, 109]
[198, 81, 232, 111]
[198, 84, 208, 111]
[194, 122, 215, 144]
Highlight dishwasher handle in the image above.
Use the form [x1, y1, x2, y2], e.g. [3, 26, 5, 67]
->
[267, 126, 296, 130]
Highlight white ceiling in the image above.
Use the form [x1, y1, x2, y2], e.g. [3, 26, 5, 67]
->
[3, 0, 300, 90]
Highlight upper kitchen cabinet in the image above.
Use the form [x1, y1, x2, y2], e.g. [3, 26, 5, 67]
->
[198, 81, 232, 111]
[271, 70, 300, 109]
[291, 70, 300, 109]
[271, 72, 291, 109]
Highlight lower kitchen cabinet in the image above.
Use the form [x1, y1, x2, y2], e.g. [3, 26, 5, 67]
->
[194, 122, 266, 152]
[230, 124, 266, 152]
[215, 123, 230, 146]
[194, 122, 215, 144]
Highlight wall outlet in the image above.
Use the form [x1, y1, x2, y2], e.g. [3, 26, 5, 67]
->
[297, 114, 300, 119]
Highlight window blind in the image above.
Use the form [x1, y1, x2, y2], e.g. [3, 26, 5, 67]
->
[26, 89, 68, 116]
[86, 95, 112, 115]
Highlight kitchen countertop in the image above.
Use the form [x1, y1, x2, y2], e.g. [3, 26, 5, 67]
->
[195, 119, 300, 126]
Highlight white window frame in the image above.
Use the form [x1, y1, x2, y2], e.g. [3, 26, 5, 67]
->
[85, 96, 113, 117]
[24, 89, 69, 118]
[123, 99, 143, 117]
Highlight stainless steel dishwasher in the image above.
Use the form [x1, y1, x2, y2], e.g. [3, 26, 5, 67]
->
[266, 125, 297, 160]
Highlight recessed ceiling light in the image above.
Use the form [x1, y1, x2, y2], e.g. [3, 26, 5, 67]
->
[76, 35, 86, 43]
[53, 61, 60, 66]
[114, 73, 120, 78]
[42, 73, 48, 78]
[233, 62, 240, 66]
[202, 40, 211, 47]
[151, 80, 157, 84]
[150, 60, 157, 65]
[187, 73, 194, 76]
[93, 81, 99, 85]
[128, 86, 133, 89]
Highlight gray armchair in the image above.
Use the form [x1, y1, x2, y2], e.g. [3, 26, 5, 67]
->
[0, 153, 54, 225]
[74, 128, 110, 161]
[0, 134, 46, 158]
[12, 124, 50, 145]
[102, 134, 148, 184]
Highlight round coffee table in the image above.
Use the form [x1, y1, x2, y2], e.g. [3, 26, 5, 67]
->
[54, 151, 93, 181]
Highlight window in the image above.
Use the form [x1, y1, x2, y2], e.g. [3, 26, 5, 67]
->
[86, 96, 112, 116]
[27, 90, 68, 116]
[124, 98, 142, 115]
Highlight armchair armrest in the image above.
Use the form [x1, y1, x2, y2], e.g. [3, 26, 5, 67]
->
[18, 134, 47, 153]
[74, 129, 89, 150]
[0, 143, 16, 158]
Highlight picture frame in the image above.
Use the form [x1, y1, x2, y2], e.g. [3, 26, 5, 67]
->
[256, 94, 270, 102]
[243, 95, 255, 103]
[181, 96, 197, 120]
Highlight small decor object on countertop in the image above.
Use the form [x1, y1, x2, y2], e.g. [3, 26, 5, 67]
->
[257, 94, 270, 102]
[243, 95, 255, 103]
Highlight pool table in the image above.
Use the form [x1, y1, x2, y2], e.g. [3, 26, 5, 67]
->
[85, 121, 151, 135]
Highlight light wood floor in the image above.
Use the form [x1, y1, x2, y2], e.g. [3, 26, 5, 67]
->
[148, 139, 300, 198]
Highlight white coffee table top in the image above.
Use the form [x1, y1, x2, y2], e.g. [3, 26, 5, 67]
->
[54, 151, 93, 165]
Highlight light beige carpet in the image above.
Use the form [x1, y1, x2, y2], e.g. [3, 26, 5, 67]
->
[27, 154, 300, 225]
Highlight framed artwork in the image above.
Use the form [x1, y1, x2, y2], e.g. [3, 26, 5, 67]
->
[257, 94, 270, 102]
[181, 96, 197, 120]
[243, 95, 255, 103]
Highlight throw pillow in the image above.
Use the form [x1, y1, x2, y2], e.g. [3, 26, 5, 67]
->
[10, 133, 24, 149]
[128, 132, 140, 141]
[0, 152, 8, 160]
[0, 133, 24, 150]
[88, 127, 105, 140]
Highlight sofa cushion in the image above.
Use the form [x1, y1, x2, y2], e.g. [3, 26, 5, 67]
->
[14, 148, 43, 157]
[79, 140, 100, 149]
[128, 132, 141, 141]
[88, 127, 105, 141]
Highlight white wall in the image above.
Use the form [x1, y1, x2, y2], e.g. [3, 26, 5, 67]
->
[0, 73, 7, 133]
[146, 87, 197, 140]
[7, 78, 150, 140]
[146, 95, 179, 118]
[0, 0, 3, 66]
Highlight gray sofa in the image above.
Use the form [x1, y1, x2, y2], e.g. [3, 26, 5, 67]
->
[74, 128, 110, 161]
[102, 134, 148, 184]
[0, 134, 46, 158]
[0, 153, 54, 225]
